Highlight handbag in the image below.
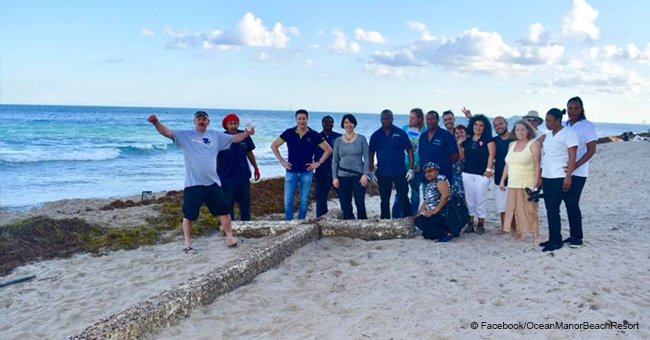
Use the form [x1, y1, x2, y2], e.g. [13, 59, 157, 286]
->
[445, 191, 469, 237]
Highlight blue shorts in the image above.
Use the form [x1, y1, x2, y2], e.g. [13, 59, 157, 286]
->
[183, 183, 229, 221]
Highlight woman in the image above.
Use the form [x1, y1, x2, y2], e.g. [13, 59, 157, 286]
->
[460, 115, 495, 235]
[499, 120, 541, 242]
[452, 125, 467, 198]
[415, 162, 453, 242]
[539, 108, 578, 252]
[562, 96, 597, 248]
[332, 114, 369, 219]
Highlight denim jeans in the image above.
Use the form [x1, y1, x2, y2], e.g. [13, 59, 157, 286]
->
[542, 176, 587, 245]
[392, 171, 424, 217]
[338, 175, 367, 220]
[221, 177, 252, 221]
[378, 174, 412, 219]
[284, 171, 314, 220]
[315, 173, 336, 217]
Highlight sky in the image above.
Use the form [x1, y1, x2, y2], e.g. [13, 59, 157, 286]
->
[2, 0, 650, 124]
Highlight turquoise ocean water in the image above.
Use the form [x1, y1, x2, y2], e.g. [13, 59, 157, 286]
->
[1, 104, 648, 209]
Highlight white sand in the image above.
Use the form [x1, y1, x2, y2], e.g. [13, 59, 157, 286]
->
[159, 141, 650, 339]
[0, 236, 268, 339]
[1, 141, 649, 339]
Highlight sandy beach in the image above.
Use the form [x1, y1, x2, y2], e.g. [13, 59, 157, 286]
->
[1, 141, 649, 339]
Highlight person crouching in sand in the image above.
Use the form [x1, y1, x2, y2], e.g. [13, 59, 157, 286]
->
[414, 162, 453, 242]
[148, 111, 254, 254]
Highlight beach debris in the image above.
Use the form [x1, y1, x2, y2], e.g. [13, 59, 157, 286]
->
[0, 275, 36, 288]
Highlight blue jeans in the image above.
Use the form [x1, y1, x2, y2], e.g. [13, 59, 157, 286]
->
[284, 171, 313, 220]
[392, 171, 424, 217]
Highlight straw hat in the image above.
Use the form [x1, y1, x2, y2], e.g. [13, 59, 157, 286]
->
[522, 110, 543, 124]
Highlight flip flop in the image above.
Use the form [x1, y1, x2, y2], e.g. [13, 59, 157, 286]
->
[228, 239, 244, 248]
[183, 246, 197, 255]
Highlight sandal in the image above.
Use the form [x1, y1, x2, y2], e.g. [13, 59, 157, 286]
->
[464, 222, 475, 233]
[183, 246, 197, 254]
[476, 223, 485, 235]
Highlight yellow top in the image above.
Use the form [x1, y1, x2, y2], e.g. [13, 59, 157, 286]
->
[505, 140, 535, 189]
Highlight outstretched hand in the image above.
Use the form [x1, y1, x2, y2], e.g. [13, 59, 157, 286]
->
[461, 107, 472, 119]
[147, 115, 159, 124]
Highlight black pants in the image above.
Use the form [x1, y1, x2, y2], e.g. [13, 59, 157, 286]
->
[338, 175, 367, 220]
[542, 176, 587, 245]
[378, 174, 411, 219]
[222, 178, 252, 221]
[414, 214, 448, 240]
[315, 173, 336, 217]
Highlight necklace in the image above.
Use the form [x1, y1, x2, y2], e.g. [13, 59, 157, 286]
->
[343, 132, 356, 141]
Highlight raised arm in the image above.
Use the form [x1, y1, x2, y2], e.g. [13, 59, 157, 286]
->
[232, 127, 254, 143]
[148, 115, 173, 140]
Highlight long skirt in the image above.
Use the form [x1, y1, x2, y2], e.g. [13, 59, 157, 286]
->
[503, 188, 539, 234]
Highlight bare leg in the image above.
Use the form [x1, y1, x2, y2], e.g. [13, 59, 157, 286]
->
[499, 212, 505, 229]
[219, 215, 238, 246]
[182, 218, 193, 247]
[476, 218, 485, 234]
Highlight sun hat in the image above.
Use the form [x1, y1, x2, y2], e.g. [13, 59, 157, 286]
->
[522, 110, 543, 124]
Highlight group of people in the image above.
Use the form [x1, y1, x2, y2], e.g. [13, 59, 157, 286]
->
[148, 96, 597, 254]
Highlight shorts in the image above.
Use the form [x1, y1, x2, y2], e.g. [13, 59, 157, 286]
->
[183, 183, 229, 221]
[494, 185, 508, 213]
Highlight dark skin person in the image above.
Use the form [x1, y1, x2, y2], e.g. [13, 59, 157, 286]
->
[368, 113, 414, 173]
[567, 101, 596, 170]
[545, 114, 577, 192]
[425, 113, 459, 163]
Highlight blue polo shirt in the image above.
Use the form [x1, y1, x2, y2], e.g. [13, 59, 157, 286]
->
[279, 126, 325, 173]
[369, 125, 413, 177]
[492, 135, 512, 185]
[315, 130, 342, 178]
[217, 129, 256, 182]
[418, 127, 458, 180]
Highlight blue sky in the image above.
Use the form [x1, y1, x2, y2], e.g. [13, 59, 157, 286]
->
[2, 0, 650, 124]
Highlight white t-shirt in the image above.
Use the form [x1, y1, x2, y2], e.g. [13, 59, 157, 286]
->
[542, 127, 579, 179]
[563, 120, 597, 177]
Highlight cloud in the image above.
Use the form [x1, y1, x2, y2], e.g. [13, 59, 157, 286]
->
[141, 29, 156, 37]
[330, 31, 361, 54]
[309, 44, 321, 50]
[367, 27, 566, 77]
[562, 0, 600, 42]
[355, 28, 387, 44]
[254, 51, 272, 61]
[587, 43, 650, 61]
[363, 64, 409, 78]
[163, 12, 298, 50]
[407, 21, 434, 40]
[522, 23, 549, 45]
[542, 62, 646, 95]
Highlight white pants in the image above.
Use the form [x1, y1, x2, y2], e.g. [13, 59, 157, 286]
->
[494, 184, 508, 213]
[462, 173, 490, 218]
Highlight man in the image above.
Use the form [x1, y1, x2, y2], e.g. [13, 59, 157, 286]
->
[442, 110, 456, 132]
[271, 109, 332, 220]
[217, 113, 260, 221]
[369, 109, 414, 219]
[418, 110, 458, 184]
[148, 111, 254, 253]
[522, 110, 545, 142]
[491, 116, 512, 228]
[314, 115, 342, 217]
[392, 108, 427, 218]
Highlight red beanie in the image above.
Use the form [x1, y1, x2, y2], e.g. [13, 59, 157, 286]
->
[222, 114, 240, 130]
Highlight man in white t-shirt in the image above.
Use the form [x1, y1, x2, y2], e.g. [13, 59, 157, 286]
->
[148, 111, 254, 254]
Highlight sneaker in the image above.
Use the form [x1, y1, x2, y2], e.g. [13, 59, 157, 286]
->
[569, 239, 583, 248]
[563, 237, 574, 243]
[542, 243, 563, 252]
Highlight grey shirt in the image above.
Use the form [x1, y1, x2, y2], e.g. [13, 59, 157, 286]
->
[332, 134, 370, 178]
[172, 129, 233, 187]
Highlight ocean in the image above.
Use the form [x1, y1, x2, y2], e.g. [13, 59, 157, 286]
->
[1, 104, 648, 210]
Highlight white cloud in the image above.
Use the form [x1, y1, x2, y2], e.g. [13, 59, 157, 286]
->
[543, 62, 646, 95]
[355, 28, 387, 44]
[255, 51, 272, 61]
[587, 43, 650, 61]
[306, 58, 314, 66]
[523, 23, 549, 45]
[309, 44, 321, 50]
[407, 21, 434, 40]
[363, 64, 409, 78]
[141, 29, 156, 37]
[330, 31, 361, 54]
[163, 12, 299, 50]
[562, 0, 600, 42]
